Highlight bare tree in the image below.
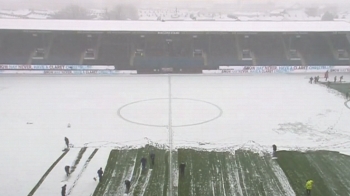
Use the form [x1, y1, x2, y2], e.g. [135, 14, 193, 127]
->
[321, 11, 334, 21]
[51, 5, 94, 20]
[105, 4, 139, 20]
[305, 7, 318, 17]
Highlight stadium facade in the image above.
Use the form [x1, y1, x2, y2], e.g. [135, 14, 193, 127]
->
[1, 19, 350, 74]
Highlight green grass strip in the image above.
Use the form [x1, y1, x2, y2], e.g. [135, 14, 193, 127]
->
[178, 149, 291, 196]
[306, 151, 350, 195]
[142, 146, 168, 196]
[27, 150, 70, 196]
[276, 151, 332, 196]
[92, 149, 123, 196]
[70, 147, 87, 174]
[92, 145, 169, 196]
[319, 81, 350, 95]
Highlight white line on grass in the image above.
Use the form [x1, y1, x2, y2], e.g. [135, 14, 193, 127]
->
[271, 161, 295, 196]
[128, 165, 142, 195]
[115, 156, 137, 195]
[67, 149, 98, 196]
[168, 74, 173, 196]
[140, 170, 153, 196]
[235, 158, 246, 196]
[211, 181, 215, 195]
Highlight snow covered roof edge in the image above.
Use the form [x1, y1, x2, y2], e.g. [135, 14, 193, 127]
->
[1, 19, 350, 32]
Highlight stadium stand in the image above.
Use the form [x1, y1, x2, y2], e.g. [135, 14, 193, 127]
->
[252, 34, 293, 65]
[0, 20, 350, 73]
[83, 34, 130, 69]
[0, 32, 44, 64]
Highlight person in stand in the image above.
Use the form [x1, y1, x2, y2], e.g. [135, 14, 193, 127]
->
[340, 75, 343, 82]
[125, 180, 131, 193]
[305, 179, 314, 196]
[97, 167, 103, 182]
[325, 70, 329, 81]
[179, 163, 186, 177]
[334, 76, 337, 83]
[309, 77, 313, 84]
[61, 184, 66, 196]
[141, 157, 147, 170]
[64, 137, 69, 149]
[272, 144, 277, 158]
[64, 165, 70, 176]
[313, 76, 317, 84]
[150, 152, 155, 166]
[316, 76, 319, 83]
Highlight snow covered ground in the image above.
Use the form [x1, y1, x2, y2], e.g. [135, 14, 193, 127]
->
[0, 74, 349, 195]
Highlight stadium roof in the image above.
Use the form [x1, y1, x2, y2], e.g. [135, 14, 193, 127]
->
[1, 19, 350, 32]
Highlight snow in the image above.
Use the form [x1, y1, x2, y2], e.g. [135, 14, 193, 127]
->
[140, 169, 152, 196]
[0, 74, 350, 195]
[0, 15, 21, 19]
[34, 148, 96, 195]
[128, 165, 143, 195]
[1, 4, 350, 22]
[68, 148, 111, 196]
[0, 19, 350, 32]
[26, 14, 50, 19]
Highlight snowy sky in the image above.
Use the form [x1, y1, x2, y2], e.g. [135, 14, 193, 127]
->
[0, 0, 349, 10]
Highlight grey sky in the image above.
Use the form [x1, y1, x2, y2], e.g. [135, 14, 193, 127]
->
[0, 0, 349, 10]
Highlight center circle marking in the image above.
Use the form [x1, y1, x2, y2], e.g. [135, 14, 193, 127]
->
[345, 100, 350, 109]
[117, 98, 223, 127]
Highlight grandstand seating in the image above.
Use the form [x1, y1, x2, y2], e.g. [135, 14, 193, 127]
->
[330, 34, 350, 50]
[329, 34, 350, 64]
[48, 34, 86, 64]
[252, 34, 295, 65]
[133, 56, 204, 68]
[172, 35, 193, 57]
[297, 34, 335, 65]
[0, 32, 43, 64]
[84, 34, 130, 69]
[206, 34, 250, 67]
[282, 34, 335, 65]
[1, 32, 350, 69]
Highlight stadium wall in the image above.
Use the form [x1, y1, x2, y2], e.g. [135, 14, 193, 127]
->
[0, 64, 137, 75]
[203, 66, 350, 74]
[0, 65, 350, 75]
[136, 67, 203, 74]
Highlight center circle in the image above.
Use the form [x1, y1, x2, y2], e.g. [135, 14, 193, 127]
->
[117, 98, 222, 127]
[345, 100, 350, 109]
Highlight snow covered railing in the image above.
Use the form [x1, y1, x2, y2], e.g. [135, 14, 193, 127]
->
[0, 70, 137, 75]
[0, 64, 115, 70]
[0, 64, 138, 75]
[204, 65, 350, 74]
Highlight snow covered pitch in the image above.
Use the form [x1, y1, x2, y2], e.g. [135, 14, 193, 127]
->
[0, 74, 349, 195]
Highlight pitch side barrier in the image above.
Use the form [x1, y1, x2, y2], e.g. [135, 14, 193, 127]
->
[0, 65, 137, 75]
[0, 70, 137, 75]
[1, 64, 349, 75]
[203, 66, 350, 74]
[0, 65, 116, 70]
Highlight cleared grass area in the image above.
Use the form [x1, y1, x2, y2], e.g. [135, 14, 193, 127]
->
[319, 81, 350, 96]
[70, 147, 87, 174]
[277, 151, 350, 196]
[178, 149, 292, 196]
[32, 147, 350, 196]
[92, 145, 170, 196]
